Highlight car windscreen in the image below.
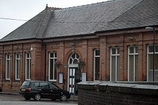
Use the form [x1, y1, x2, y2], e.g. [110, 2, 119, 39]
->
[49, 82, 60, 89]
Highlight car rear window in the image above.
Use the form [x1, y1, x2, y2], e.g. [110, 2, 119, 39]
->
[21, 81, 30, 87]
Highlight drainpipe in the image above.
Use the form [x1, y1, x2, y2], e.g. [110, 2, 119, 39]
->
[10, 45, 12, 89]
[0, 46, 4, 87]
[44, 43, 46, 81]
[22, 43, 24, 83]
[42, 40, 46, 81]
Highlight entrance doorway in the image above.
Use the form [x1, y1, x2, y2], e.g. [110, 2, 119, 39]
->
[68, 53, 81, 95]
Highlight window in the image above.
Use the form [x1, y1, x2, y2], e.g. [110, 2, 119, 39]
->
[128, 46, 138, 81]
[110, 48, 120, 81]
[34, 82, 40, 87]
[69, 53, 79, 64]
[25, 53, 31, 80]
[49, 83, 59, 89]
[22, 81, 30, 86]
[40, 82, 49, 89]
[6, 54, 11, 80]
[15, 53, 21, 80]
[30, 82, 49, 88]
[49, 52, 57, 81]
[147, 45, 158, 81]
[94, 49, 100, 80]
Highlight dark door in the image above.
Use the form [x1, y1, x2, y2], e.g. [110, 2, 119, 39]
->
[49, 83, 60, 99]
[75, 68, 81, 95]
[39, 82, 50, 98]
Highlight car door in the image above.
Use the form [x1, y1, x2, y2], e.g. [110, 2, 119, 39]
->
[39, 82, 50, 98]
[49, 83, 60, 99]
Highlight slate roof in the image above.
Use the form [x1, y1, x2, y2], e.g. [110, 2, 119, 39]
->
[1, 0, 158, 42]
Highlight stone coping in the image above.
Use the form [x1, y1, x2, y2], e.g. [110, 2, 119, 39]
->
[78, 81, 158, 96]
[78, 81, 158, 89]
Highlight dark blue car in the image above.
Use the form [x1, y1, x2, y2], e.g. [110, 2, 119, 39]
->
[0, 87, 2, 92]
[19, 80, 70, 101]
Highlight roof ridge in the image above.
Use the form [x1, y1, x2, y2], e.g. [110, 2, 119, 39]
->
[34, 7, 53, 38]
[109, 0, 143, 23]
[34, 12, 45, 38]
[41, 8, 54, 38]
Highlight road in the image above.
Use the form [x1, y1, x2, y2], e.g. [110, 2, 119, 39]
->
[0, 101, 77, 105]
[0, 93, 78, 105]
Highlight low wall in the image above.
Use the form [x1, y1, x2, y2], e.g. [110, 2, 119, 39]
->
[78, 81, 158, 105]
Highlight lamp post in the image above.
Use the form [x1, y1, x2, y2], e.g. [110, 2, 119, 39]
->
[145, 27, 156, 81]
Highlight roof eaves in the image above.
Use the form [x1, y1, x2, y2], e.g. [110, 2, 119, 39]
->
[0, 38, 41, 44]
[96, 25, 158, 35]
[43, 33, 97, 42]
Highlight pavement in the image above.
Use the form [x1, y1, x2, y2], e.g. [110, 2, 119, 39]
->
[0, 91, 78, 102]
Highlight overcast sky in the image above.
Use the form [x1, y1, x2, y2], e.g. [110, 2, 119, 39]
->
[0, 0, 107, 39]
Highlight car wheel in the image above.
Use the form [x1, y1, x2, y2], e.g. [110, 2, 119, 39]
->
[34, 94, 41, 101]
[24, 96, 31, 100]
[60, 95, 67, 101]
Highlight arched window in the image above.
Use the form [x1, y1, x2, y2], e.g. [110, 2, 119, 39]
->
[68, 53, 79, 64]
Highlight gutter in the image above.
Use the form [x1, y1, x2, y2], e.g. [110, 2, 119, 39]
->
[95, 25, 158, 36]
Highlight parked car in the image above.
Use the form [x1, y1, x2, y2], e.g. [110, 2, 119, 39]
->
[19, 80, 70, 101]
[0, 87, 2, 92]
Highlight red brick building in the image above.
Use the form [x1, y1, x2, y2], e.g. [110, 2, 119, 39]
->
[0, 0, 158, 94]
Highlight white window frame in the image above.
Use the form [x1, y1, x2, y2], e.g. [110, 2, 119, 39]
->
[93, 49, 100, 81]
[110, 48, 120, 81]
[15, 53, 21, 80]
[147, 45, 158, 81]
[49, 52, 57, 81]
[68, 53, 79, 64]
[25, 52, 31, 80]
[128, 46, 138, 81]
[6, 54, 11, 80]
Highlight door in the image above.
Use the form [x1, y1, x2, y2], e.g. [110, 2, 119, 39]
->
[39, 82, 50, 98]
[68, 53, 81, 95]
[68, 67, 81, 95]
[69, 67, 76, 94]
[49, 83, 60, 99]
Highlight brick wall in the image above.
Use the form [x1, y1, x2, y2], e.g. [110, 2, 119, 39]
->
[78, 81, 158, 105]
[0, 41, 44, 92]
[0, 29, 157, 92]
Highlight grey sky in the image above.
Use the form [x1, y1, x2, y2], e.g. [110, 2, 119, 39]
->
[0, 0, 106, 39]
